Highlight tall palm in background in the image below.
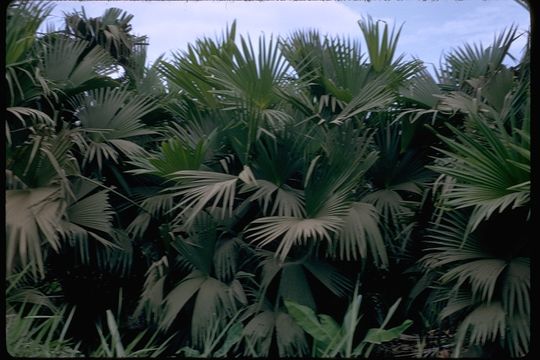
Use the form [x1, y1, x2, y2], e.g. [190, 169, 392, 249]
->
[5, 1, 530, 358]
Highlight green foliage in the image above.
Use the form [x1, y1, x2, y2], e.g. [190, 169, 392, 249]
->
[5, 2, 529, 358]
[93, 310, 170, 357]
[6, 303, 81, 357]
[419, 28, 530, 357]
[284, 286, 413, 357]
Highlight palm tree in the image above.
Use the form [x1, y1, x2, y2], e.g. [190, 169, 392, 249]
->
[5, 4, 165, 353]
[6, 1, 123, 279]
[125, 17, 423, 355]
[7, 2, 529, 357]
[410, 27, 530, 357]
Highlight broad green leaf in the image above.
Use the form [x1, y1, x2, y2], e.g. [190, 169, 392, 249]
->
[362, 319, 413, 344]
[284, 300, 335, 345]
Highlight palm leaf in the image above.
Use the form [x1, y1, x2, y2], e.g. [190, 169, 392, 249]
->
[358, 16, 403, 73]
[6, 2, 53, 64]
[330, 77, 395, 125]
[242, 310, 274, 356]
[40, 37, 116, 90]
[6, 107, 54, 142]
[134, 256, 168, 324]
[6, 187, 65, 278]
[213, 238, 241, 282]
[128, 135, 211, 179]
[453, 302, 506, 357]
[9, 129, 81, 189]
[168, 170, 241, 225]
[191, 277, 237, 346]
[247, 216, 342, 261]
[439, 259, 507, 303]
[66, 188, 113, 234]
[279, 264, 316, 309]
[208, 34, 290, 113]
[501, 257, 530, 316]
[505, 311, 529, 358]
[423, 210, 530, 356]
[68, 87, 157, 169]
[161, 271, 206, 330]
[399, 68, 442, 108]
[245, 180, 305, 217]
[439, 26, 517, 89]
[331, 202, 387, 266]
[303, 259, 352, 298]
[159, 21, 237, 109]
[275, 312, 309, 357]
[172, 211, 218, 275]
[430, 115, 529, 231]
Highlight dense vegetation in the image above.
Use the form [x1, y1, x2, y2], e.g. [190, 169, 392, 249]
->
[5, 1, 530, 357]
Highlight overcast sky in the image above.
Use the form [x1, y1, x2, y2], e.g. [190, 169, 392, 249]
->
[43, 0, 530, 68]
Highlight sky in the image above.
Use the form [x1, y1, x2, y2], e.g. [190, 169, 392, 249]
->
[42, 0, 530, 69]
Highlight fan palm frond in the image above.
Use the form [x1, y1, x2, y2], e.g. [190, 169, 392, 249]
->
[93, 229, 133, 276]
[439, 259, 507, 303]
[430, 114, 529, 231]
[439, 26, 518, 89]
[6, 1, 53, 66]
[358, 16, 403, 73]
[127, 131, 214, 179]
[126, 190, 173, 238]
[160, 271, 206, 330]
[57, 178, 125, 269]
[331, 202, 387, 266]
[281, 29, 369, 100]
[40, 36, 117, 90]
[278, 264, 317, 309]
[159, 21, 237, 109]
[6, 186, 65, 278]
[423, 210, 530, 357]
[209, 34, 291, 112]
[453, 302, 506, 357]
[68, 87, 157, 169]
[125, 48, 166, 96]
[161, 270, 240, 347]
[213, 238, 241, 282]
[64, 7, 148, 66]
[501, 257, 530, 316]
[6, 107, 54, 145]
[248, 215, 342, 262]
[242, 310, 274, 356]
[302, 258, 352, 298]
[275, 311, 309, 357]
[134, 256, 168, 324]
[505, 311, 529, 358]
[190, 276, 238, 346]
[8, 129, 80, 191]
[242, 308, 308, 357]
[172, 211, 218, 275]
[399, 67, 442, 110]
[330, 76, 395, 125]
[245, 180, 305, 217]
[167, 170, 241, 226]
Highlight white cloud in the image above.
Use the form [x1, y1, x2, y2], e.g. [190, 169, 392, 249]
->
[396, 1, 529, 65]
[139, 1, 363, 60]
[45, 0, 529, 67]
[48, 1, 364, 63]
